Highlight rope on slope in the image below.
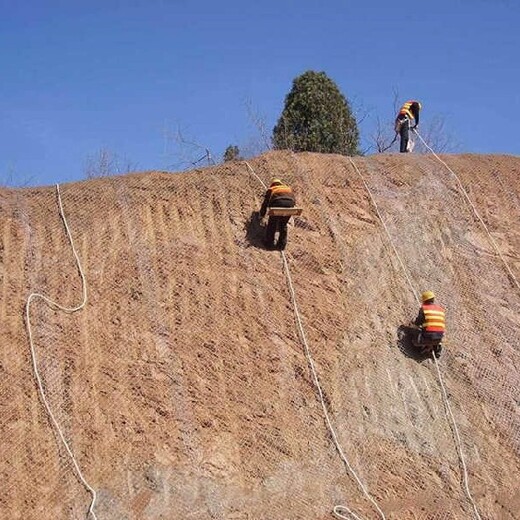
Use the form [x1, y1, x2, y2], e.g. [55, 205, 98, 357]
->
[244, 160, 385, 520]
[25, 184, 98, 520]
[348, 156, 482, 520]
[245, 161, 267, 190]
[346, 158, 419, 303]
[414, 129, 520, 292]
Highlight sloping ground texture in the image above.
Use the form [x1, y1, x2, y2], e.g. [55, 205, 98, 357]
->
[0, 151, 519, 520]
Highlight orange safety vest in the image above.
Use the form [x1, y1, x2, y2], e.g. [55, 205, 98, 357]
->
[398, 100, 418, 120]
[268, 184, 294, 202]
[422, 304, 446, 333]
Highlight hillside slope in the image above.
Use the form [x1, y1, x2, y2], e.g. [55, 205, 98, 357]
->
[1, 151, 519, 519]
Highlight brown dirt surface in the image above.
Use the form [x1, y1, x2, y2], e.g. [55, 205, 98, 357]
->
[1, 151, 519, 520]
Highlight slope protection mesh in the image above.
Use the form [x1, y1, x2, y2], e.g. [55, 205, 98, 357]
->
[0, 152, 519, 519]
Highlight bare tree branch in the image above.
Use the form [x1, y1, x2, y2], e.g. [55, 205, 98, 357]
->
[242, 97, 272, 156]
[162, 121, 215, 170]
[0, 164, 35, 187]
[350, 94, 371, 126]
[414, 115, 460, 154]
[84, 148, 137, 179]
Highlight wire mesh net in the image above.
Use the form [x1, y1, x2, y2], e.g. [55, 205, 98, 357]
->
[0, 150, 519, 519]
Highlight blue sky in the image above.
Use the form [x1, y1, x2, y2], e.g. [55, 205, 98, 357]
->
[1, 0, 518, 186]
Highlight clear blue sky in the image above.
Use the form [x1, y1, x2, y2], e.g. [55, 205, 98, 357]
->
[1, 0, 518, 186]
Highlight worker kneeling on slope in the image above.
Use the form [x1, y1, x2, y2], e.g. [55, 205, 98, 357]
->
[410, 290, 445, 358]
[259, 178, 296, 250]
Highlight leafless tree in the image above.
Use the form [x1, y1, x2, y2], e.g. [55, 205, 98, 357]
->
[350, 95, 376, 155]
[414, 115, 459, 153]
[0, 164, 34, 187]
[350, 93, 371, 128]
[241, 97, 272, 157]
[162, 121, 215, 170]
[365, 89, 401, 154]
[371, 116, 396, 153]
[84, 148, 137, 179]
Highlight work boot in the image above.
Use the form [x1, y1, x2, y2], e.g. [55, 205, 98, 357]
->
[434, 344, 442, 358]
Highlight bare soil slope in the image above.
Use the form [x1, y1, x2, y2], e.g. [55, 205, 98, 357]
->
[1, 152, 519, 519]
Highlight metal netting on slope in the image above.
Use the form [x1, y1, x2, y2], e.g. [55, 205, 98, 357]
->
[359, 154, 520, 450]
[1, 163, 355, 520]
[285, 153, 472, 520]
[0, 185, 92, 520]
[0, 151, 519, 520]
[340, 153, 520, 519]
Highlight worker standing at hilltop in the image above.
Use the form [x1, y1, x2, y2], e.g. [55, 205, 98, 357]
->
[259, 178, 296, 250]
[411, 290, 445, 358]
[395, 100, 421, 153]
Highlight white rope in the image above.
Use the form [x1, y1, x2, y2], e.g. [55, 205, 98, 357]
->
[347, 158, 420, 304]
[244, 160, 385, 520]
[281, 252, 386, 520]
[348, 156, 482, 520]
[244, 161, 267, 190]
[431, 355, 482, 520]
[413, 134, 490, 519]
[25, 184, 98, 519]
[414, 129, 520, 292]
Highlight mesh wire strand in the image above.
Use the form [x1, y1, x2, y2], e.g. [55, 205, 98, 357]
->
[0, 152, 519, 519]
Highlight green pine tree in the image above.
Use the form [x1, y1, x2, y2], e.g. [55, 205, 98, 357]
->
[273, 71, 359, 155]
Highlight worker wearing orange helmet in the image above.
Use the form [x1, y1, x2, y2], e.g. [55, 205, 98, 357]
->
[412, 290, 445, 358]
[395, 100, 422, 153]
[259, 178, 296, 250]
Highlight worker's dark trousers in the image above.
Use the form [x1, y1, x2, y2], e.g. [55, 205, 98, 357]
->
[265, 216, 291, 249]
[415, 331, 444, 347]
[399, 117, 410, 153]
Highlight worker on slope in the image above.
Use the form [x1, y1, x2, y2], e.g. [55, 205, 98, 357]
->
[259, 178, 296, 250]
[395, 100, 421, 153]
[412, 290, 445, 358]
